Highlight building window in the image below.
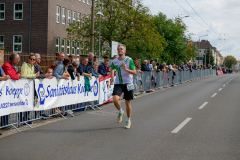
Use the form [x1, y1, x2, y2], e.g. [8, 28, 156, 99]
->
[73, 11, 76, 24]
[56, 38, 60, 52]
[79, 0, 81, 1]
[61, 39, 65, 52]
[68, 10, 71, 25]
[62, 8, 66, 24]
[77, 42, 80, 55]
[72, 40, 75, 55]
[56, 6, 60, 23]
[77, 12, 81, 27]
[67, 39, 70, 55]
[83, 0, 86, 3]
[87, 0, 90, 5]
[14, 3, 23, 20]
[0, 35, 4, 47]
[0, 3, 5, 20]
[82, 42, 84, 54]
[82, 15, 85, 27]
[13, 35, 22, 53]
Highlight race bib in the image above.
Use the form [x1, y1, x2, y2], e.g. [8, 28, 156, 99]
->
[127, 83, 134, 91]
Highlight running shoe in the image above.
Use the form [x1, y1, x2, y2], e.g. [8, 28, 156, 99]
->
[125, 121, 131, 129]
[117, 111, 124, 123]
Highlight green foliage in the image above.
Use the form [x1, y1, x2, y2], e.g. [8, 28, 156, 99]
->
[153, 12, 195, 64]
[202, 47, 215, 66]
[66, 0, 165, 59]
[224, 55, 237, 68]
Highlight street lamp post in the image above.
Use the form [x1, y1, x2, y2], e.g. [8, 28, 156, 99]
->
[90, 0, 95, 53]
[198, 34, 208, 65]
[97, 10, 103, 64]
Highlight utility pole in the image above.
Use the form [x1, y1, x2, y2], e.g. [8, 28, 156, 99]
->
[90, 0, 95, 53]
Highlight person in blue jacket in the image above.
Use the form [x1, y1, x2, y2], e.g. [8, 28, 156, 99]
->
[98, 60, 110, 76]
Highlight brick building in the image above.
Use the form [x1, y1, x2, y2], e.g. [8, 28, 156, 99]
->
[0, 0, 91, 56]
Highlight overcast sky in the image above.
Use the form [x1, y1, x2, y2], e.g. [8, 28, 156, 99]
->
[142, 0, 240, 60]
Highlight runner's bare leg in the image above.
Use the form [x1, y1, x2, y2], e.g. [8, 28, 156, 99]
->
[125, 100, 132, 118]
[113, 95, 121, 110]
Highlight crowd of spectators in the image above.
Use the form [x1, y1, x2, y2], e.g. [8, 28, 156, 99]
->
[0, 52, 226, 134]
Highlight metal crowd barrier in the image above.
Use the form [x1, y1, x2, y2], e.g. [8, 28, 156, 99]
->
[134, 69, 217, 93]
[0, 69, 216, 132]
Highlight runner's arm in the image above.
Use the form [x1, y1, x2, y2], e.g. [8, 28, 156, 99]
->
[110, 67, 114, 84]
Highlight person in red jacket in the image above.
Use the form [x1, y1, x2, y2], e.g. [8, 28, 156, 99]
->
[2, 53, 23, 80]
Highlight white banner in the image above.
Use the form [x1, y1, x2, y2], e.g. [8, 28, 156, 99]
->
[34, 76, 99, 111]
[111, 41, 120, 57]
[99, 75, 115, 105]
[0, 79, 34, 116]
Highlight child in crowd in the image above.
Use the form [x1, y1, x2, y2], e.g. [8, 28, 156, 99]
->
[137, 65, 143, 92]
[45, 68, 53, 79]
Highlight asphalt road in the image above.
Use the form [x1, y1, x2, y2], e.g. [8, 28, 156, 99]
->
[0, 73, 240, 160]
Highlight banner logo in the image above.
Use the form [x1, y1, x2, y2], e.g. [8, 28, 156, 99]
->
[93, 80, 98, 96]
[24, 83, 30, 96]
[38, 84, 45, 105]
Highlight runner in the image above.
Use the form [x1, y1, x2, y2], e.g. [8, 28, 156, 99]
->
[110, 44, 137, 129]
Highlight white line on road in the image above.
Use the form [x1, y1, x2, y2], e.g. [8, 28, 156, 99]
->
[199, 102, 208, 109]
[218, 88, 222, 91]
[223, 85, 225, 87]
[171, 118, 192, 133]
[211, 93, 217, 97]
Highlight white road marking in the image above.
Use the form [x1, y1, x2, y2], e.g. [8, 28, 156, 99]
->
[223, 85, 225, 87]
[211, 93, 217, 97]
[218, 88, 222, 91]
[171, 118, 192, 133]
[199, 102, 208, 109]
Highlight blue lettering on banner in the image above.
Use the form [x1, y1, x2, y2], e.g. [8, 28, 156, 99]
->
[37, 80, 99, 105]
[0, 101, 26, 109]
[0, 89, 2, 97]
[5, 86, 23, 98]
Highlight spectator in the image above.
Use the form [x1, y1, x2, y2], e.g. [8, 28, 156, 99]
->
[88, 52, 94, 66]
[34, 53, 45, 79]
[112, 55, 118, 60]
[53, 58, 70, 80]
[89, 61, 99, 77]
[0, 66, 10, 81]
[155, 63, 160, 72]
[45, 68, 53, 79]
[136, 65, 143, 91]
[181, 62, 186, 70]
[2, 53, 23, 80]
[50, 52, 65, 70]
[68, 55, 75, 64]
[133, 58, 139, 67]
[68, 60, 79, 80]
[141, 60, 149, 71]
[98, 59, 110, 76]
[21, 54, 39, 79]
[149, 60, 154, 71]
[154, 58, 158, 65]
[159, 62, 166, 72]
[0, 66, 10, 131]
[78, 57, 92, 79]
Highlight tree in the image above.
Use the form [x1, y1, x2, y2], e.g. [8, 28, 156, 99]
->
[66, 0, 165, 60]
[153, 13, 190, 64]
[203, 47, 214, 66]
[224, 55, 237, 68]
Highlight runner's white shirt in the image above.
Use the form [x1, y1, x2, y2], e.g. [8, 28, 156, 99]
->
[111, 56, 136, 84]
